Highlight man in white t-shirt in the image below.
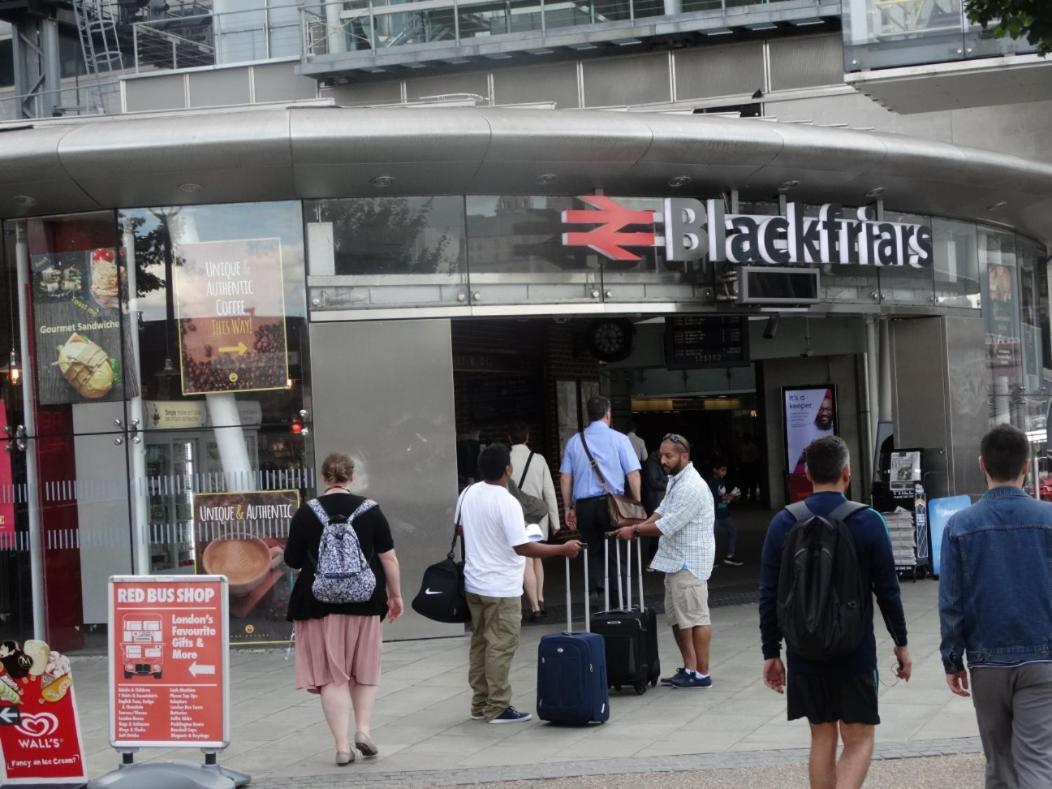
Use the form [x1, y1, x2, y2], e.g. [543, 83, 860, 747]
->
[458, 444, 583, 724]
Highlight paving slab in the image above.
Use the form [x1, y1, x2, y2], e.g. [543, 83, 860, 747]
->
[71, 580, 983, 786]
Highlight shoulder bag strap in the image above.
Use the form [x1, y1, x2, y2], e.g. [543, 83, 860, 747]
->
[829, 500, 868, 522]
[518, 452, 535, 489]
[451, 484, 475, 560]
[304, 498, 329, 569]
[784, 501, 813, 523]
[306, 498, 329, 526]
[578, 430, 611, 494]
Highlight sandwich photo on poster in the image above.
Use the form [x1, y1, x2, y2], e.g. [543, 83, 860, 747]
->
[31, 248, 139, 405]
[783, 385, 837, 476]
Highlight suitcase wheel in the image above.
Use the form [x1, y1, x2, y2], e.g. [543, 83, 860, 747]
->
[649, 678, 658, 688]
[613, 684, 622, 692]
[634, 682, 647, 695]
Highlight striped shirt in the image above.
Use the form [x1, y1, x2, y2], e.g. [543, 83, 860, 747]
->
[649, 462, 715, 581]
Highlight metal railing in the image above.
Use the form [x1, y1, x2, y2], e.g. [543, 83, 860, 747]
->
[302, 0, 799, 58]
[132, 3, 303, 73]
[0, 78, 123, 122]
[842, 0, 1039, 70]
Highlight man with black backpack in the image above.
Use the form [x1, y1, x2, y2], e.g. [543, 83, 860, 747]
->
[759, 436, 911, 789]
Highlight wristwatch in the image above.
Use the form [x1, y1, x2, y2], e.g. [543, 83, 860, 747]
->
[632, 525, 641, 537]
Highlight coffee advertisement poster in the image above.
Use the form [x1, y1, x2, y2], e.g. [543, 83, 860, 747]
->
[31, 248, 139, 406]
[192, 490, 299, 640]
[172, 238, 289, 396]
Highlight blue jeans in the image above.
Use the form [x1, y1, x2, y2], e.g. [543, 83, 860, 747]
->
[716, 516, 737, 559]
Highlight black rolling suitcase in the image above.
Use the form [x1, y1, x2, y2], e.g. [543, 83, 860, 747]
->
[590, 537, 654, 695]
[632, 536, 661, 689]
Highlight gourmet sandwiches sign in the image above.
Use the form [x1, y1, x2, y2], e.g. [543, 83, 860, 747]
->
[561, 196, 933, 268]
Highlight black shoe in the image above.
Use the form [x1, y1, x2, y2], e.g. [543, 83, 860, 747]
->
[527, 610, 542, 623]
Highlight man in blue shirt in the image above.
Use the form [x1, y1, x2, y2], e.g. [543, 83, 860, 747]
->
[939, 423, 1052, 789]
[560, 396, 642, 597]
[759, 436, 911, 789]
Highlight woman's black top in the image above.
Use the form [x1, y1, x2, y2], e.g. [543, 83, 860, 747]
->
[284, 492, 395, 621]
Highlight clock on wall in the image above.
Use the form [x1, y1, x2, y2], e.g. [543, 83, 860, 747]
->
[587, 318, 635, 363]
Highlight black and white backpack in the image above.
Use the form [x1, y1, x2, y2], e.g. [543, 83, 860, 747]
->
[306, 498, 378, 604]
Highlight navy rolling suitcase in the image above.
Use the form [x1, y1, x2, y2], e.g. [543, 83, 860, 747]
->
[537, 549, 609, 725]
[590, 538, 655, 695]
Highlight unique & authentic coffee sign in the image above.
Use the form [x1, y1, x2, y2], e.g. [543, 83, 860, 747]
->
[173, 238, 289, 395]
[562, 196, 933, 268]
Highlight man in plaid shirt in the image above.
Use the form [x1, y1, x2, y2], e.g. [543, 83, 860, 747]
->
[612, 433, 715, 689]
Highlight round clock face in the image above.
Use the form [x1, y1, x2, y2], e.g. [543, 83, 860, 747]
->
[589, 319, 634, 362]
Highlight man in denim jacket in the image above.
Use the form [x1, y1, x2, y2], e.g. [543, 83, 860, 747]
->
[938, 423, 1052, 789]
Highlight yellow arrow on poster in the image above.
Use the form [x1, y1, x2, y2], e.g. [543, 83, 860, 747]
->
[218, 342, 249, 356]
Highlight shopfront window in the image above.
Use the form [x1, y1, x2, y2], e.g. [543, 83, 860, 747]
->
[305, 197, 468, 311]
[120, 201, 313, 645]
[0, 221, 32, 642]
[932, 218, 980, 309]
[980, 227, 1022, 427]
[876, 210, 935, 306]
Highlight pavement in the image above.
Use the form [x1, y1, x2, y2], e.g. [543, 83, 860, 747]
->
[68, 578, 985, 787]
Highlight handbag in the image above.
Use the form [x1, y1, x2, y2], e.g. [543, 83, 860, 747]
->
[578, 430, 647, 529]
[508, 479, 548, 524]
[411, 489, 472, 624]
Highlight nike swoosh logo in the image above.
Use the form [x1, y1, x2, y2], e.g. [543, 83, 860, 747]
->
[424, 589, 443, 595]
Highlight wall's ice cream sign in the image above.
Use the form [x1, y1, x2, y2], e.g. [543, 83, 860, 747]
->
[562, 196, 933, 268]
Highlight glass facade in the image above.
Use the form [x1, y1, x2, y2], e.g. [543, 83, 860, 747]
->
[843, 0, 1039, 71]
[0, 193, 1047, 649]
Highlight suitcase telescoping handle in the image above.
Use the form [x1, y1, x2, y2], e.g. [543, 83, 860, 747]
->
[604, 533, 645, 612]
[564, 547, 589, 632]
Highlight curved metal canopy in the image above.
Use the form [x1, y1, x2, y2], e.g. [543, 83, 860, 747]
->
[2, 105, 1051, 244]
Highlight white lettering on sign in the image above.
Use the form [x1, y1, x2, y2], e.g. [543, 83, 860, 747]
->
[563, 196, 934, 267]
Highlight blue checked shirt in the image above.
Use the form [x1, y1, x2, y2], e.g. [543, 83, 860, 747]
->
[650, 462, 716, 581]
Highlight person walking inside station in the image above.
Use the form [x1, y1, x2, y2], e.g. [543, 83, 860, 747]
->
[509, 420, 561, 621]
[284, 452, 403, 766]
[938, 424, 1052, 789]
[560, 395, 642, 599]
[459, 444, 584, 723]
[612, 433, 715, 689]
[706, 458, 743, 566]
[759, 436, 911, 789]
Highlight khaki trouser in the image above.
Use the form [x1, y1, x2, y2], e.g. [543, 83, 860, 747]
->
[466, 593, 522, 720]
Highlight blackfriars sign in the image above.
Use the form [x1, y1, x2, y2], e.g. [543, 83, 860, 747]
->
[561, 196, 934, 268]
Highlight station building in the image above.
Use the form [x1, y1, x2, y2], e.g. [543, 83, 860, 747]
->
[0, 0, 1050, 647]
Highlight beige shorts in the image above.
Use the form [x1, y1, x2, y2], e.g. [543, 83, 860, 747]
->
[663, 570, 710, 629]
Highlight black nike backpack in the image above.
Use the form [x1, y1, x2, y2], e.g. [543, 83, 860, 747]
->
[777, 500, 868, 661]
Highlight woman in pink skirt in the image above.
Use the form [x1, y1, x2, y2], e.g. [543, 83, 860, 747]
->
[285, 452, 403, 765]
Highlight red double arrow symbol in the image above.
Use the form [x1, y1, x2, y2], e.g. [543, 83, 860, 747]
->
[561, 195, 656, 261]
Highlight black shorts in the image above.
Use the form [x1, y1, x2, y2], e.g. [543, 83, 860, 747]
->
[787, 671, 880, 726]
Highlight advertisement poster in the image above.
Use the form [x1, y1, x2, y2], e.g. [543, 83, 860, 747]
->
[193, 490, 299, 639]
[985, 262, 1021, 376]
[109, 576, 228, 748]
[173, 238, 289, 395]
[31, 248, 139, 405]
[783, 386, 837, 475]
[0, 639, 87, 785]
[0, 404, 14, 542]
[889, 450, 922, 496]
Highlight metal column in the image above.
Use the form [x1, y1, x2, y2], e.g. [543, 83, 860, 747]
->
[15, 224, 46, 639]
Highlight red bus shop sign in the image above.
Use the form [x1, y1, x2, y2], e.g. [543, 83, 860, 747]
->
[109, 576, 229, 749]
[561, 196, 933, 268]
[0, 639, 88, 785]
